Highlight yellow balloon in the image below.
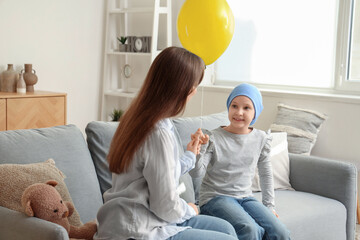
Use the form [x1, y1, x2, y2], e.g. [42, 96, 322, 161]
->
[177, 0, 234, 65]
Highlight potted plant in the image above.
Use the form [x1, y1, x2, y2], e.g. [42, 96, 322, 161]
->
[110, 108, 123, 122]
[117, 36, 127, 52]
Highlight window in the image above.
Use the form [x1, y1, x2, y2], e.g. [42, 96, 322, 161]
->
[214, 0, 360, 94]
[349, 0, 360, 80]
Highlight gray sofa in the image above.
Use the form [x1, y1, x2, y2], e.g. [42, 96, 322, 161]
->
[0, 112, 357, 240]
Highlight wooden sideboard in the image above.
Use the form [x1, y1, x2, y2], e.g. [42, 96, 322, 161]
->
[0, 91, 66, 131]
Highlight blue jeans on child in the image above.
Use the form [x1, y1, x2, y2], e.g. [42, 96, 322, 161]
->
[200, 196, 291, 240]
[167, 215, 238, 240]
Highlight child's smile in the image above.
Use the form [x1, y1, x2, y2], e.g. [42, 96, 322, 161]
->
[233, 117, 245, 122]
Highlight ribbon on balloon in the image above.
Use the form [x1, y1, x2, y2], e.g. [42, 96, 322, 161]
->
[177, 0, 235, 65]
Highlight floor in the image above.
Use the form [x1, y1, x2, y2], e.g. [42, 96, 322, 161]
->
[356, 224, 360, 240]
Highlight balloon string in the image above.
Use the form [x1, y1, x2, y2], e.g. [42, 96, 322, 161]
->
[200, 86, 204, 129]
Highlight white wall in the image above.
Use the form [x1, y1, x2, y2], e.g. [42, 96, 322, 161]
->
[0, 0, 104, 133]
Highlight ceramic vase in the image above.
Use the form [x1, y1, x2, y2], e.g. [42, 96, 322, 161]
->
[17, 72, 26, 93]
[1, 64, 18, 92]
[23, 64, 38, 92]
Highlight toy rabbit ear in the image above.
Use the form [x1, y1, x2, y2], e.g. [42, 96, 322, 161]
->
[46, 180, 58, 187]
[24, 200, 34, 217]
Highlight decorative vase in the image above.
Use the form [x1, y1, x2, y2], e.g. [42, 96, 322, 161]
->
[17, 72, 26, 94]
[1, 64, 18, 92]
[23, 64, 38, 92]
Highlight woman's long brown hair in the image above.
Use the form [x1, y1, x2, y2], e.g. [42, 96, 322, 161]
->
[108, 47, 205, 173]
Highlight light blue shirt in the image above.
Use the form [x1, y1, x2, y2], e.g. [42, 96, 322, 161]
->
[94, 119, 196, 240]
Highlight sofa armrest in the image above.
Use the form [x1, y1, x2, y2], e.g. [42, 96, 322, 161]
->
[0, 206, 69, 240]
[289, 153, 357, 240]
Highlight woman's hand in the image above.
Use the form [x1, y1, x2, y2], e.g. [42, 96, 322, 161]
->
[188, 202, 199, 215]
[191, 128, 209, 145]
[187, 138, 201, 155]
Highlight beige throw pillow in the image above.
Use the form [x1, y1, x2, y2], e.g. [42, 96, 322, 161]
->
[252, 132, 293, 192]
[0, 159, 82, 226]
[270, 103, 327, 155]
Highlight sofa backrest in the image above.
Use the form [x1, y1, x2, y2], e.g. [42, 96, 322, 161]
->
[85, 120, 196, 203]
[0, 125, 103, 224]
[85, 112, 230, 204]
[85, 121, 119, 195]
[171, 111, 229, 152]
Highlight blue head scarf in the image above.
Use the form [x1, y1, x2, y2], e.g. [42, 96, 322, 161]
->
[226, 83, 263, 125]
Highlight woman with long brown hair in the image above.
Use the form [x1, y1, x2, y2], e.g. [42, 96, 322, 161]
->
[94, 47, 237, 240]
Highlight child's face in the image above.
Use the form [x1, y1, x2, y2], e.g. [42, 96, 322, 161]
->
[227, 95, 255, 134]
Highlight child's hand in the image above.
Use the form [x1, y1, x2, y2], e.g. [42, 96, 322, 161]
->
[188, 202, 199, 215]
[187, 138, 201, 155]
[273, 209, 279, 218]
[191, 128, 209, 145]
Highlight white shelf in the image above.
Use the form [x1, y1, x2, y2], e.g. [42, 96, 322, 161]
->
[110, 7, 153, 14]
[107, 50, 162, 57]
[107, 51, 152, 57]
[101, 0, 172, 120]
[110, 7, 169, 14]
[104, 89, 137, 98]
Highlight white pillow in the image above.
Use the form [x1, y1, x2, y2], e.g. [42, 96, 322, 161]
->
[252, 132, 293, 192]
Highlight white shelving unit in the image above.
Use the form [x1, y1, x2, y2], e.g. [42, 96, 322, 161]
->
[101, 0, 172, 120]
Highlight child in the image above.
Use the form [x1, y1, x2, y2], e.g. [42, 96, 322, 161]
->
[94, 47, 237, 240]
[190, 83, 290, 240]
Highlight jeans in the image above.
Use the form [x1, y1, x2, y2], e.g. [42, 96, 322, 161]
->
[200, 196, 291, 240]
[167, 215, 238, 240]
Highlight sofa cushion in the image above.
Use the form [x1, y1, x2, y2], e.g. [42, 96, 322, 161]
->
[0, 159, 81, 226]
[252, 132, 293, 192]
[85, 121, 119, 195]
[254, 190, 346, 240]
[270, 103, 327, 155]
[0, 125, 103, 224]
[85, 121, 195, 203]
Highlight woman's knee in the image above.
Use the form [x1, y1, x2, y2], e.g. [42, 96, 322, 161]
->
[195, 215, 237, 237]
[215, 217, 237, 237]
[170, 228, 238, 240]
